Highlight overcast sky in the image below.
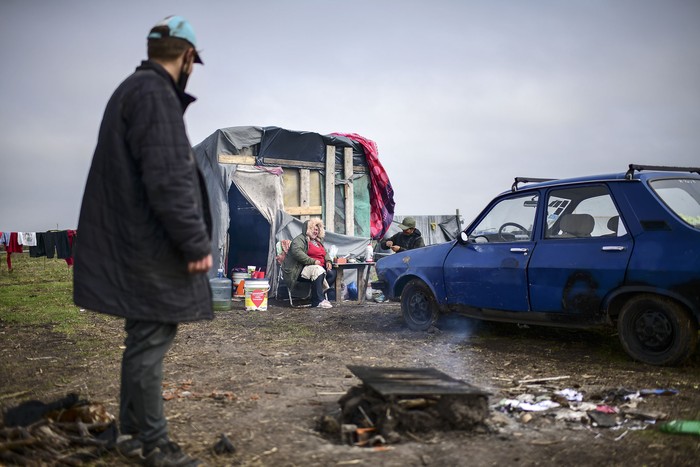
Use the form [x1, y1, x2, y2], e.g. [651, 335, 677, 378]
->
[1, 0, 699, 232]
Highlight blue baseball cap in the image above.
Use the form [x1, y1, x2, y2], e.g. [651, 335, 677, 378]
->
[148, 15, 203, 64]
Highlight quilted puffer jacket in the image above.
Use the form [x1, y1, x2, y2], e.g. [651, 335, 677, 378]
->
[74, 60, 213, 323]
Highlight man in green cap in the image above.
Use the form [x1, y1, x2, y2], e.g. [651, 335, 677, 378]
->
[74, 15, 210, 466]
[380, 216, 425, 253]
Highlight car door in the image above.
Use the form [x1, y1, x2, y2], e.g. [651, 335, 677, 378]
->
[527, 184, 633, 316]
[444, 193, 538, 311]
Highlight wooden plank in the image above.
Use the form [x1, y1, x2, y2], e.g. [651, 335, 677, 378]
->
[300, 169, 311, 222]
[218, 154, 256, 165]
[261, 157, 367, 173]
[325, 146, 336, 232]
[344, 147, 355, 236]
[264, 158, 324, 170]
[286, 206, 323, 215]
[282, 170, 300, 208]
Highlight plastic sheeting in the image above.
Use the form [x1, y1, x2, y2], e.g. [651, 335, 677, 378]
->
[378, 214, 464, 252]
[259, 127, 369, 169]
[193, 127, 269, 276]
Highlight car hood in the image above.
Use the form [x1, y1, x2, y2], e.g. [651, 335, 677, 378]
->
[375, 241, 456, 299]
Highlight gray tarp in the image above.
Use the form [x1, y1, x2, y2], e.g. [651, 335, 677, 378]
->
[378, 214, 464, 251]
[193, 127, 266, 274]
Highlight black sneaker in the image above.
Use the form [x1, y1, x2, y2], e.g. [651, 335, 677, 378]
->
[115, 434, 143, 458]
[142, 440, 200, 467]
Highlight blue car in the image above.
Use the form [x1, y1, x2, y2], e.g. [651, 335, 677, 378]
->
[374, 165, 700, 366]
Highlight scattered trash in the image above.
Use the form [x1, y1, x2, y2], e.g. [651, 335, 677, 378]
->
[498, 398, 561, 412]
[493, 384, 677, 432]
[554, 409, 588, 423]
[340, 425, 387, 447]
[639, 388, 679, 397]
[555, 389, 583, 402]
[589, 411, 620, 428]
[594, 405, 619, 414]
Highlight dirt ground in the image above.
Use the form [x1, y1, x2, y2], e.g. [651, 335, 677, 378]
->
[1, 297, 699, 466]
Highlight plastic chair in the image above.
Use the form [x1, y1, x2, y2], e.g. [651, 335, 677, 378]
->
[275, 240, 312, 307]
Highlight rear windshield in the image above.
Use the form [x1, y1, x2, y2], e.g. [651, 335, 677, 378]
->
[649, 178, 700, 228]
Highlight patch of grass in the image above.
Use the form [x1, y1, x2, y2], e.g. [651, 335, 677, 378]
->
[0, 252, 73, 285]
[272, 321, 315, 339]
[0, 253, 88, 335]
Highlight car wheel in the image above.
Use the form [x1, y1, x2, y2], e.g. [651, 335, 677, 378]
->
[617, 294, 698, 366]
[401, 279, 439, 331]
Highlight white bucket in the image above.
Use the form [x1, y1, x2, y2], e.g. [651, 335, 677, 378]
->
[232, 272, 249, 286]
[244, 279, 270, 311]
[232, 272, 249, 296]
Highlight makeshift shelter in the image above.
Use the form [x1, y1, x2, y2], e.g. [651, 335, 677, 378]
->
[192, 126, 395, 295]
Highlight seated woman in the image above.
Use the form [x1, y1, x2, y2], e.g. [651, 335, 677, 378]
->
[281, 218, 337, 308]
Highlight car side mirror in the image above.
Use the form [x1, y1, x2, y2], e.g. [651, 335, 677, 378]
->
[458, 231, 469, 244]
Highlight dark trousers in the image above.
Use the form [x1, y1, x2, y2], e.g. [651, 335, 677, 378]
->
[44, 231, 71, 259]
[120, 319, 177, 447]
[305, 269, 336, 305]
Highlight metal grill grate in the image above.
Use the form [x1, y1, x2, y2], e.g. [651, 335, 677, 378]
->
[347, 365, 489, 397]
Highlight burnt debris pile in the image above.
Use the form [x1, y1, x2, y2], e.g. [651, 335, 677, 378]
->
[323, 366, 490, 446]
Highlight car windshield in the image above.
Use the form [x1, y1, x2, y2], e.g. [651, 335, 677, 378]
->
[650, 178, 700, 228]
[469, 194, 537, 242]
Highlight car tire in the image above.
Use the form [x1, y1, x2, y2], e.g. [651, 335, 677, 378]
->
[617, 294, 698, 366]
[401, 279, 439, 331]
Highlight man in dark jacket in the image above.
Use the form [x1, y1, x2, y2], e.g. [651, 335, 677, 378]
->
[74, 15, 211, 466]
[380, 216, 425, 252]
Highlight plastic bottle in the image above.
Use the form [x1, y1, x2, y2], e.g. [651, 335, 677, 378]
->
[365, 242, 374, 262]
[366, 284, 373, 300]
[659, 420, 700, 436]
[210, 268, 233, 311]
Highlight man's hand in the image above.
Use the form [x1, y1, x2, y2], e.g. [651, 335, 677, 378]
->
[188, 254, 212, 274]
[325, 260, 333, 271]
[391, 245, 401, 252]
[385, 240, 394, 247]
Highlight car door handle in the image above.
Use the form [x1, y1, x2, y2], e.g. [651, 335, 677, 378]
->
[510, 247, 529, 254]
[602, 246, 626, 252]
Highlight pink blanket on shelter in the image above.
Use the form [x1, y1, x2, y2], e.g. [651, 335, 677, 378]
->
[331, 133, 395, 239]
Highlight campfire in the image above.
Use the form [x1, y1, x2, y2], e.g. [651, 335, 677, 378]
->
[331, 366, 490, 445]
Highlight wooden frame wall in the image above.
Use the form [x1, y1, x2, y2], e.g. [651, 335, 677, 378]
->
[219, 145, 365, 232]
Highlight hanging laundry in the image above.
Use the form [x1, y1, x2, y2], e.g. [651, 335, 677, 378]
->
[64, 230, 77, 266]
[17, 232, 38, 247]
[44, 231, 71, 259]
[3, 232, 23, 271]
[29, 232, 47, 258]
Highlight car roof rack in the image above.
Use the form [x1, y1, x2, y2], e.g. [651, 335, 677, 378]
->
[511, 177, 556, 192]
[625, 164, 700, 180]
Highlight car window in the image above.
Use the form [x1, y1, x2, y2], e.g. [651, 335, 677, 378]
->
[545, 185, 626, 238]
[649, 178, 700, 229]
[469, 194, 537, 243]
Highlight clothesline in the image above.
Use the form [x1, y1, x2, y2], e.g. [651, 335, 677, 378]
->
[0, 230, 77, 271]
